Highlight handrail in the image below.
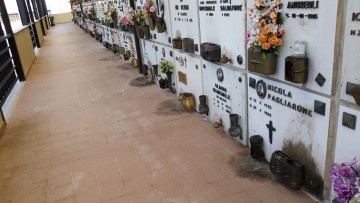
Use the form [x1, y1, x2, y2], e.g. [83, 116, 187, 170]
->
[0, 35, 11, 43]
[0, 47, 10, 57]
[0, 57, 13, 72]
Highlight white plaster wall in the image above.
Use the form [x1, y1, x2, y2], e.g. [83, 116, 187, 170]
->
[174, 51, 204, 112]
[169, 0, 201, 55]
[198, 0, 246, 69]
[340, 0, 360, 105]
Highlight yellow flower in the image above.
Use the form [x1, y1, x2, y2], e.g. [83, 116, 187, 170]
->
[269, 10, 277, 19]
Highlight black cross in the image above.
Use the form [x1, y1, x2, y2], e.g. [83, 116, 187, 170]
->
[266, 121, 276, 144]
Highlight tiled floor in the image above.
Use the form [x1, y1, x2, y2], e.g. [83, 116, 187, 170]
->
[0, 23, 318, 202]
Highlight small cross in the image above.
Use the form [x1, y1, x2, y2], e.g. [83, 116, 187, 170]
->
[266, 121, 276, 144]
[183, 57, 187, 67]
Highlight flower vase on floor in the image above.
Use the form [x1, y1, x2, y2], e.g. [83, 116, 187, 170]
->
[166, 72, 172, 89]
[198, 95, 209, 115]
[228, 114, 243, 139]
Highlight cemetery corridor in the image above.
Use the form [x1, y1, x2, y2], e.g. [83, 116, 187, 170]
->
[0, 23, 316, 202]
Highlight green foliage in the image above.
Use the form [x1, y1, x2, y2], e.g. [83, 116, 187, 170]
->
[159, 60, 173, 74]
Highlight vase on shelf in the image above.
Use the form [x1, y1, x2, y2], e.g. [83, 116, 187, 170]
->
[248, 49, 277, 75]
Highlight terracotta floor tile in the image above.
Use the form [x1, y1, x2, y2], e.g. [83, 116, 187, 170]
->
[210, 177, 261, 198]
[0, 23, 317, 203]
[129, 186, 162, 203]
[49, 171, 72, 188]
[247, 184, 290, 203]
[103, 195, 132, 203]
[48, 183, 75, 202]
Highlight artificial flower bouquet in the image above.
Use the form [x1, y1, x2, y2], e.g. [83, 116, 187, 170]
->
[121, 6, 135, 29]
[331, 157, 360, 203]
[247, 0, 285, 59]
[142, 0, 157, 19]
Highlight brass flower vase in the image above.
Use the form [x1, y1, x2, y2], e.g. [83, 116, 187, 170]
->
[136, 25, 144, 38]
[228, 114, 243, 139]
[155, 17, 166, 33]
[248, 49, 277, 75]
[172, 38, 182, 49]
[148, 16, 155, 30]
[180, 93, 196, 111]
[128, 26, 135, 33]
[198, 95, 209, 115]
[142, 25, 151, 40]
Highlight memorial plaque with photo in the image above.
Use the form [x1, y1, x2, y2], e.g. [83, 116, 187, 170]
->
[248, 73, 331, 189]
[202, 62, 248, 145]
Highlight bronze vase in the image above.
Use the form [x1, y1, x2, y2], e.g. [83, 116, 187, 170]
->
[155, 17, 166, 33]
[136, 25, 144, 38]
[148, 16, 155, 30]
[228, 114, 243, 139]
[270, 151, 305, 190]
[128, 26, 135, 33]
[248, 49, 277, 75]
[172, 38, 182, 49]
[180, 93, 196, 111]
[198, 95, 209, 115]
[250, 135, 264, 160]
[142, 25, 151, 40]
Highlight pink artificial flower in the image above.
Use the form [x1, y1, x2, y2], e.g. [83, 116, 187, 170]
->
[149, 6, 156, 13]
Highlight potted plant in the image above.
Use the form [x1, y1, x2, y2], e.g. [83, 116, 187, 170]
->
[247, 0, 285, 75]
[142, 0, 157, 30]
[160, 60, 174, 90]
[331, 157, 360, 203]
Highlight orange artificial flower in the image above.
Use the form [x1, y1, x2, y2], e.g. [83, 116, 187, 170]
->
[258, 34, 268, 43]
[274, 38, 282, 46]
[262, 42, 271, 50]
[268, 36, 278, 45]
[263, 25, 272, 34]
